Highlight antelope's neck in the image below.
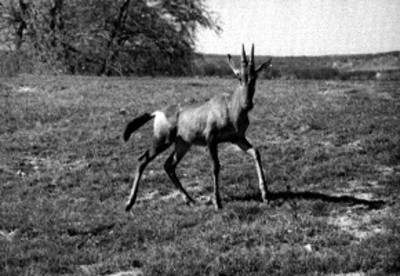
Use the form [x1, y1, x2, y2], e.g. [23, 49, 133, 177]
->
[226, 86, 254, 135]
[231, 85, 255, 114]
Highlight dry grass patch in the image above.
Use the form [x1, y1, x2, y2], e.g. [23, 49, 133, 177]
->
[1, 76, 399, 275]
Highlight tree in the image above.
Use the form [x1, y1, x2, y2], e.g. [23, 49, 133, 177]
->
[0, 0, 220, 75]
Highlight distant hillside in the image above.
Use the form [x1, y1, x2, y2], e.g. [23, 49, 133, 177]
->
[194, 51, 400, 80]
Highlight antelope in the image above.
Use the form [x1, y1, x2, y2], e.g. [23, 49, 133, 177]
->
[123, 44, 272, 211]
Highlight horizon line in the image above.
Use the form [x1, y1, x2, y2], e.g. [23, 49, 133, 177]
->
[196, 49, 400, 58]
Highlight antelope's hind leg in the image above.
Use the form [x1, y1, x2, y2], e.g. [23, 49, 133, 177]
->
[125, 138, 171, 212]
[164, 139, 196, 205]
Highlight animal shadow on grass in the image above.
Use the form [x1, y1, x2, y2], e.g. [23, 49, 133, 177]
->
[231, 190, 386, 210]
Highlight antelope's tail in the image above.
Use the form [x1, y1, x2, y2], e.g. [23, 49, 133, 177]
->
[123, 113, 154, 142]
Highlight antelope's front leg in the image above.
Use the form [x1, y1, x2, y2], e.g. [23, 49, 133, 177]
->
[208, 142, 222, 210]
[234, 138, 268, 202]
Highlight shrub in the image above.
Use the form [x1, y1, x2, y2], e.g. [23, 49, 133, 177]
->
[0, 51, 27, 77]
[292, 67, 341, 80]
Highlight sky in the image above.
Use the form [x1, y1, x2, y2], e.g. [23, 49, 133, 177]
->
[196, 0, 400, 56]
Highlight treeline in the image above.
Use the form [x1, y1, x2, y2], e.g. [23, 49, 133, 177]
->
[0, 0, 219, 76]
[194, 61, 381, 80]
[195, 53, 400, 80]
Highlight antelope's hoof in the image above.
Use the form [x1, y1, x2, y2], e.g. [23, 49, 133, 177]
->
[261, 191, 269, 202]
[214, 200, 223, 210]
[261, 196, 271, 205]
[262, 197, 268, 203]
[185, 197, 197, 206]
[125, 202, 134, 212]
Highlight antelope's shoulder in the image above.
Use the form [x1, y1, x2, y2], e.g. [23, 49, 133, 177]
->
[210, 91, 233, 104]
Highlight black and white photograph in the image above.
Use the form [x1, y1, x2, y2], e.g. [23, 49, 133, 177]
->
[1, 0, 399, 275]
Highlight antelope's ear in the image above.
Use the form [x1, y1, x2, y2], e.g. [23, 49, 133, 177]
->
[227, 54, 240, 77]
[255, 58, 272, 75]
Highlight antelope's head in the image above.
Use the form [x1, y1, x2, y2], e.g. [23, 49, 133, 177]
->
[227, 44, 272, 109]
[228, 44, 272, 85]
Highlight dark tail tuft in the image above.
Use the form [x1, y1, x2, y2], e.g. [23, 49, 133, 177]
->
[123, 113, 153, 142]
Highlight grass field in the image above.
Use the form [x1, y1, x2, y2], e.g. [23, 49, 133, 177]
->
[1, 75, 399, 275]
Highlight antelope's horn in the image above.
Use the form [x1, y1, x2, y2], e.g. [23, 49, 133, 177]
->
[241, 44, 247, 64]
[250, 44, 255, 70]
